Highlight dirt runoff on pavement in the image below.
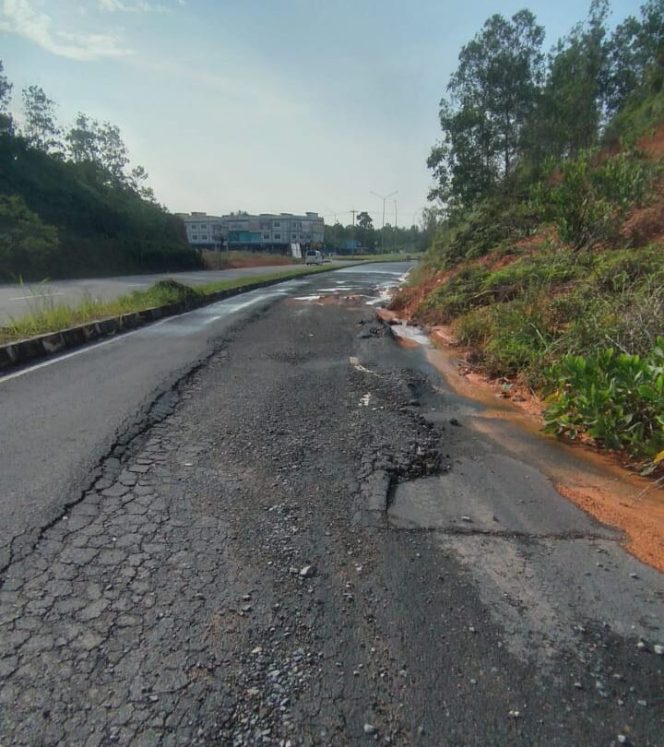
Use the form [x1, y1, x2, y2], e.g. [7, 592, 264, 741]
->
[379, 306, 664, 575]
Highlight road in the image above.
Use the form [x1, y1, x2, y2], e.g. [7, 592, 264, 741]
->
[0, 265, 389, 570]
[0, 262, 662, 745]
[0, 264, 342, 325]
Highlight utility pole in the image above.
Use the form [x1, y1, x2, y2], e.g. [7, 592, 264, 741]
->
[393, 200, 398, 253]
[370, 189, 397, 253]
[350, 208, 357, 227]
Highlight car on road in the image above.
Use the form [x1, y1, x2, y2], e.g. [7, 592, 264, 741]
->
[305, 250, 323, 265]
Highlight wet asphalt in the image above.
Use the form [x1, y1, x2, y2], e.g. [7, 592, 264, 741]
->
[0, 263, 662, 745]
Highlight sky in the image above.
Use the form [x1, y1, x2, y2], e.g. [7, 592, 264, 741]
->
[0, 0, 640, 227]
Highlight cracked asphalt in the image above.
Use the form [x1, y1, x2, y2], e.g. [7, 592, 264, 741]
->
[1, 265, 663, 745]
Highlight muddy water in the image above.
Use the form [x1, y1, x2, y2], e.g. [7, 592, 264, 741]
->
[392, 319, 664, 573]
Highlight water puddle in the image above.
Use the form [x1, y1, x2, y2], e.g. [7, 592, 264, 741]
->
[317, 287, 356, 292]
[389, 321, 431, 347]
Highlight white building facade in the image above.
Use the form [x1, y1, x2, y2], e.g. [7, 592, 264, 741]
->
[179, 212, 324, 250]
[177, 212, 224, 249]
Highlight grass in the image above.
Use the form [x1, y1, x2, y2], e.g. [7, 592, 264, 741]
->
[446, 246, 664, 382]
[0, 265, 337, 345]
[410, 242, 664, 465]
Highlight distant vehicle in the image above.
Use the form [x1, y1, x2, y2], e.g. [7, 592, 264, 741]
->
[305, 250, 323, 265]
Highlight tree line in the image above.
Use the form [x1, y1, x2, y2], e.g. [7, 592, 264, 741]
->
[427, 0, 664, 215]
[0, 69, 155, 201]
[324, 211, 426, 254]
[0, 63, 197, 281]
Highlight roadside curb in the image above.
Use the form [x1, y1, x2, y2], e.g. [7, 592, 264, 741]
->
[0, 268, 338, 372]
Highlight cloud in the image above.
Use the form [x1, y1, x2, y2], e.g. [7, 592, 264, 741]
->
[97, 0, 170, 13]
[0, 0, 133, 60]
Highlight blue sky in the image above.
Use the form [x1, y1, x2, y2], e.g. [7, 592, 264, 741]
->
[1, 0, 640, 226]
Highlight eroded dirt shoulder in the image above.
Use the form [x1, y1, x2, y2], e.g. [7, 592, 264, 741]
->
[1, 300, 663, 746]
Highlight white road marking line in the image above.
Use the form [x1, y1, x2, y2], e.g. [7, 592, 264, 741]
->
[0, 323, 164, 385]
[8, 292, 64, 301]
[0, 290, 283, 385]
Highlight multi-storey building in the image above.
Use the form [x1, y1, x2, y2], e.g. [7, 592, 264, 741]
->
[178, 212, 324, 251]
[176, 212, 224, 249]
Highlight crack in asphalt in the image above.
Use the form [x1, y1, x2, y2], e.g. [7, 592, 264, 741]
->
[380, 524, 622, 541]
[0, 311, 264, 580]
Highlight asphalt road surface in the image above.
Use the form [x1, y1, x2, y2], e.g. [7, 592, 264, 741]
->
[0, 262, 662, 745]
[0, 264, 342, 325]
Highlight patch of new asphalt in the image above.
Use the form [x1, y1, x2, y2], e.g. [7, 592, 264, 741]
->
[1, 287, 663, 745]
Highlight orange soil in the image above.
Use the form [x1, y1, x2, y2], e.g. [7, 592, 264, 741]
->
[201, 252, 294, 270]
[388, 238, 549, 326]
[224, 256, 294, 269]
[376, 308, 401, 324]
[428, 325, 545, 418]
[637, 122, 664, 158]
[622, 176, 664, 245]
[389, 269, 453, 318]
[557, 484, 664, 573]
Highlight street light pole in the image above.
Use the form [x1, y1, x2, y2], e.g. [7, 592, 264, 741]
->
[370, 189, 397, 253]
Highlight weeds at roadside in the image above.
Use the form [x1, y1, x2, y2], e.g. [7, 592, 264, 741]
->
[0, 266, 335, 345]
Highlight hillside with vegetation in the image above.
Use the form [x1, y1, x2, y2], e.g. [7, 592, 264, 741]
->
[0, 64, 199, 281]
[393, 0, 664, 470]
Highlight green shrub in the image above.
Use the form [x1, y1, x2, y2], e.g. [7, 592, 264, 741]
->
[591, 245, 664, 291]
[454, 306, 496, 346]
[532, 150, 654, 250]
[421, 265, 490, 320]
[0, 194, 59, 279]
[425, 196, 539, 270]
[481, 298, 553, 383]
[544, 341, 664, 461]
[143, 279, 200, 306]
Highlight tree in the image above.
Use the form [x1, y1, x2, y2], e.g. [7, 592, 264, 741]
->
[526, 0, 609, 161]
[22, 85, 62, 154]
[97, 122, 129, 183]
[428, 10, 544, 211]
[605, 0, 664, 118]
[66, 114, 131, 185]
[356, 211, 373, 229]
[606, 14, 647, 116]
[0, 60, 13, 134]
[66, 113, 100, 164]
[130, 165, 156, 202]
[419, 205, 442, 248]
